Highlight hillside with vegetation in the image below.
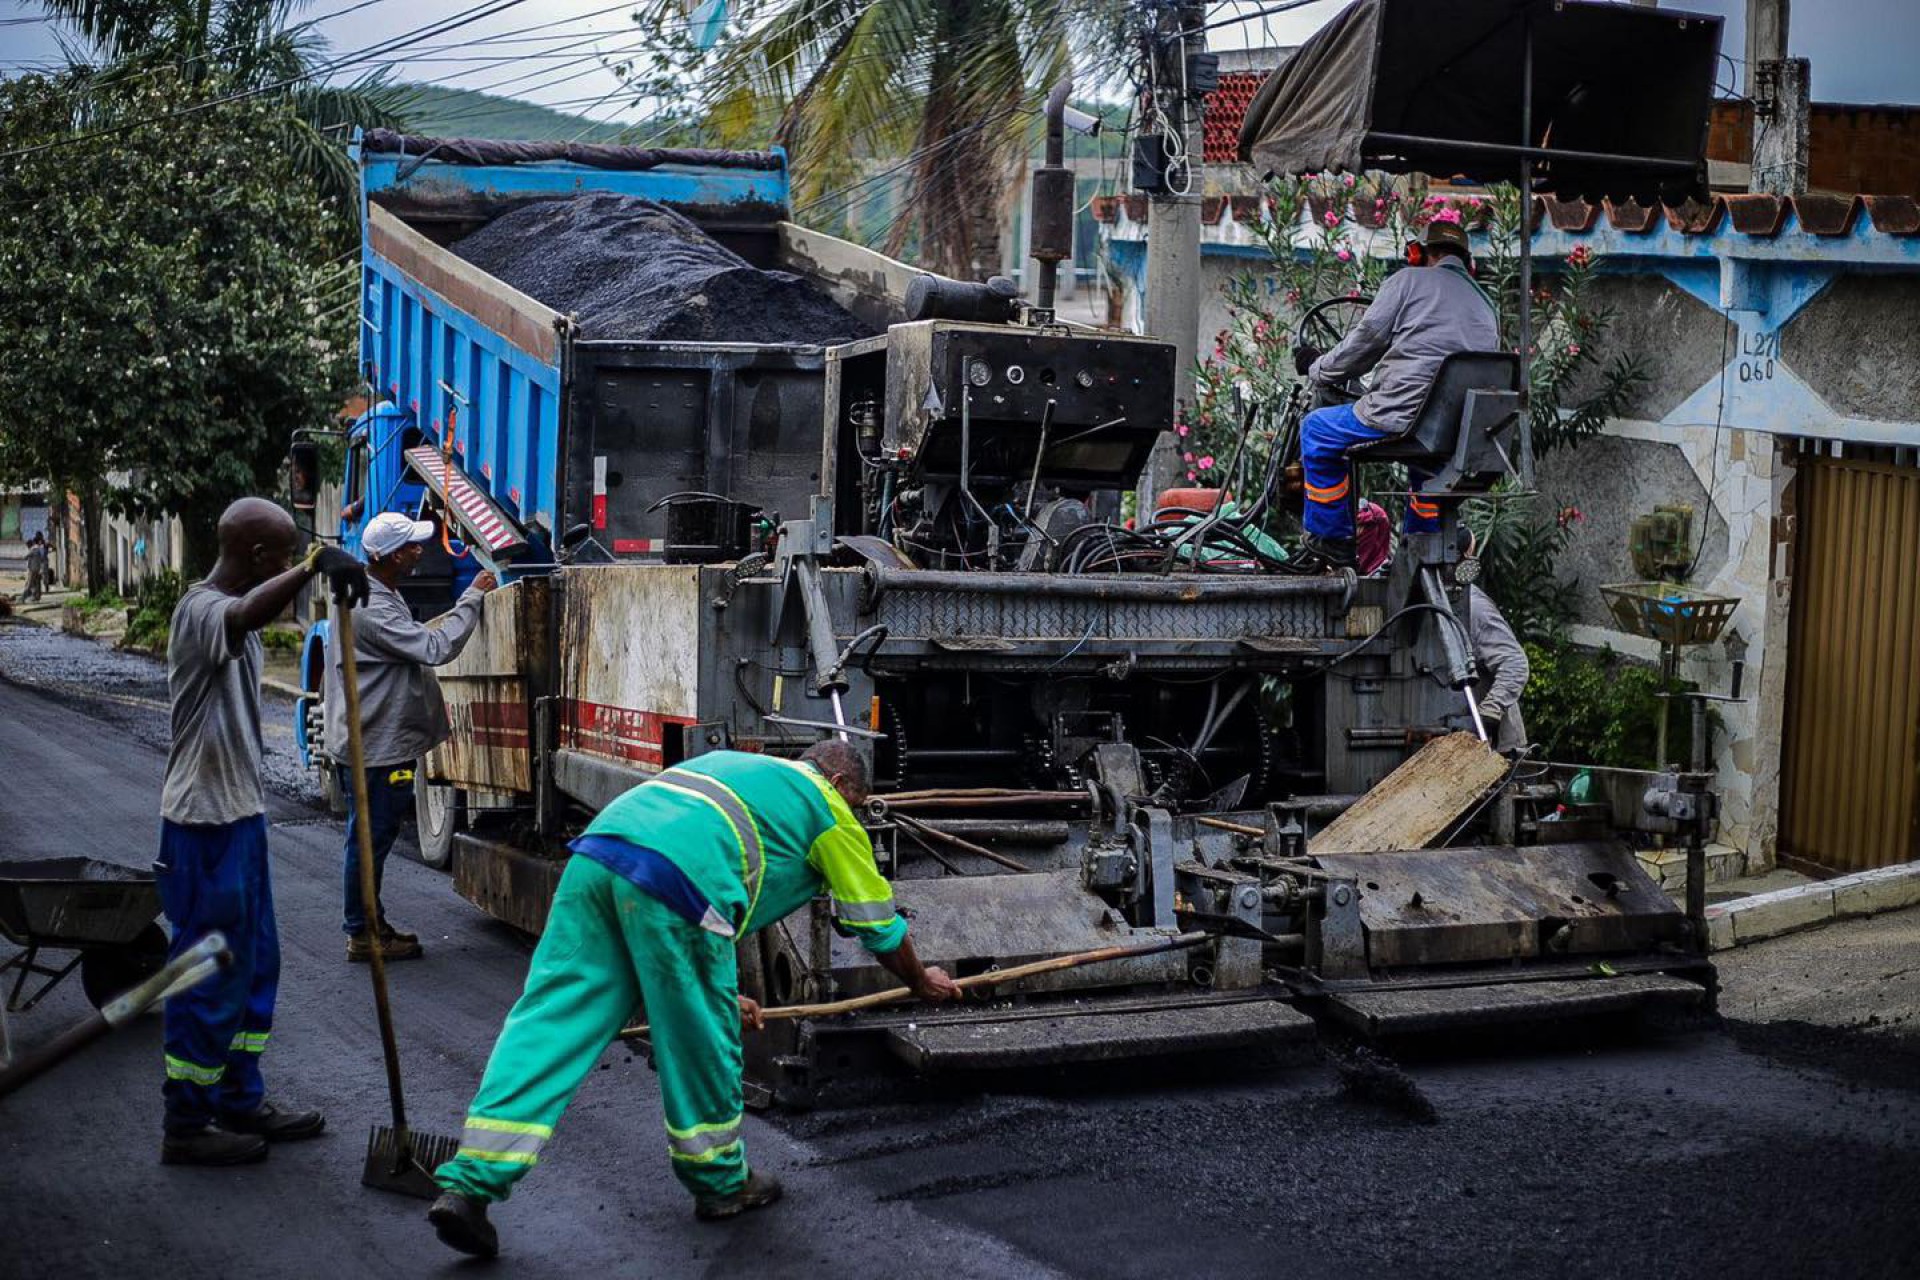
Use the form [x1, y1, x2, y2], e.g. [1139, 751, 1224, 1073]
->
[396, 85, 635, 142]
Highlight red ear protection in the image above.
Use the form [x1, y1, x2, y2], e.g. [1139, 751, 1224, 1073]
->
[1406, 241, 1427, 266]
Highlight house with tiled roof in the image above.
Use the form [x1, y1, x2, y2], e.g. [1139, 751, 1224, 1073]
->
[1098, 54, 1920, 883]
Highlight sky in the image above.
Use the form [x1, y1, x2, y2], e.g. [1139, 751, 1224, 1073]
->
[0, 0, 1916, 127]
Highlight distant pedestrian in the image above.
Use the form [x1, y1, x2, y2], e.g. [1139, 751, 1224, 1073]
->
[23, 532, 47, 601]
[156, 497, 367, 1167]
[323, 512, 495, 963]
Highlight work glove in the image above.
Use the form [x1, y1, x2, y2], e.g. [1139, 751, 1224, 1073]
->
[310, 544, 370, 608]
[1293, 344, 1323, 378]
[1478, 701, 1506, 730]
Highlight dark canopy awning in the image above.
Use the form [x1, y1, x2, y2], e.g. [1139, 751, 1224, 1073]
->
[1235, 0, 1723, 204]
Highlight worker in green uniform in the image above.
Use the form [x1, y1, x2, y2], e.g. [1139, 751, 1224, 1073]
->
[427, 740, 960, 1257]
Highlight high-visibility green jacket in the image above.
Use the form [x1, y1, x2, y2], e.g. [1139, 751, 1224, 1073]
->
[582, 750, 907, 953]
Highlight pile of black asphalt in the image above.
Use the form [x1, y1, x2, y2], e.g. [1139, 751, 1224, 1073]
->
[448, 194, 876, 346]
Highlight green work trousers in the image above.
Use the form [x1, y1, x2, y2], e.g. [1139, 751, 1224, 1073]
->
[434, 857, 748, 1203]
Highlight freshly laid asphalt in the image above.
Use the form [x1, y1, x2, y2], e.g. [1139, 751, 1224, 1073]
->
[2, 620, 1916, 1279]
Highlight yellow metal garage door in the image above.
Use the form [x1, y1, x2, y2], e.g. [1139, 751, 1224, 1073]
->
[1779, 454, 1920, 872]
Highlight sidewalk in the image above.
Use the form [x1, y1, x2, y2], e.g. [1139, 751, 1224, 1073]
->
[0, 568, 305, 690]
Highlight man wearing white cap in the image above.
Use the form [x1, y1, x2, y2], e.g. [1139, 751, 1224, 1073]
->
[323, 513, 496, 962]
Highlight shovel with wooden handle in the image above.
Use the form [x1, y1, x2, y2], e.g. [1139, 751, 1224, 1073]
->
[336, 597, 458, 1199]
[616, 930, 1226, 1039]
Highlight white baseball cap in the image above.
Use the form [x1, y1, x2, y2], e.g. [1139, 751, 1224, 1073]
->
[362, 512, 436, 560]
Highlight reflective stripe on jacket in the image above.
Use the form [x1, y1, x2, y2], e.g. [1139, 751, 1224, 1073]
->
[582, 750, 907, 952]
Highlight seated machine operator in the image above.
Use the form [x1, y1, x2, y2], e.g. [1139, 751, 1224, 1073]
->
[1284, 219, 1500, 574]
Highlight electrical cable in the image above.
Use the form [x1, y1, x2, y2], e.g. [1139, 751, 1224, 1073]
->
[1681, 298, 1737, 581]
[1, 0, 542, 161]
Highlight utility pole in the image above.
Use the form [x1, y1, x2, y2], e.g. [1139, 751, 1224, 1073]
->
[1138, 0, 1210, 507]
[1746, 0, 1809, 195]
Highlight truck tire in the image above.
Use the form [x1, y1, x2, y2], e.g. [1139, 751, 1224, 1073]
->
[415, 766, 463, 870]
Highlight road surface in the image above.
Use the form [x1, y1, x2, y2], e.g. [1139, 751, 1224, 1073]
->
[2, 621, 1916, 1279]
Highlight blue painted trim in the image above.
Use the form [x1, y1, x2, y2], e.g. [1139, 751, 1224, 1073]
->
[360, 156, 790, 210]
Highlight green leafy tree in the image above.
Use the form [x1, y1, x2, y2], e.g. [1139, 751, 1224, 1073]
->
[618, 0, 1129, 280]
[38, 0, 411, 214]
[0, 69, 354, 585]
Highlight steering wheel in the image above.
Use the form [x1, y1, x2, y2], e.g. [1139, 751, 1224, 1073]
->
[1296, 295, 1374, 403]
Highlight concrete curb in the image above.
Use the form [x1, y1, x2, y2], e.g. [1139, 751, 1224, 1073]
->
[1705, 861, 1920, 950]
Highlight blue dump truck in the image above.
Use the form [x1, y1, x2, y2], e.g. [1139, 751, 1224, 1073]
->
[293, 115, 1713, 1105]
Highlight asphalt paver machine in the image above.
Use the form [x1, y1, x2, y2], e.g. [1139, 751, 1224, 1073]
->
[315, 1, 1728, 1104]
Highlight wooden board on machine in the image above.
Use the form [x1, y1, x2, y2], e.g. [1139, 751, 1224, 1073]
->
[1309, 732, 1509, 855]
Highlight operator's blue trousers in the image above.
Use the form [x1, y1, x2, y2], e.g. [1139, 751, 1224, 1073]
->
[338, 764, 415, 935]
[155, 815, 278, 1133]
[1301, 403, 1441, 541]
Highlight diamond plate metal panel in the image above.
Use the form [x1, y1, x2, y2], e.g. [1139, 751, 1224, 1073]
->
[874, 588, 1329, 641]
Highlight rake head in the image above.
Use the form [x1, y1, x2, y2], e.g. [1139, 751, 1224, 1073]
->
[363, 1124, 460, 1200]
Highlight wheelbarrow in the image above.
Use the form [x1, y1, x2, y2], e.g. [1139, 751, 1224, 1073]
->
[0, 858, 168, 1013]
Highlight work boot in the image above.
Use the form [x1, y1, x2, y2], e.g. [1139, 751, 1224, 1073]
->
[1280, 533, 1356, 575]
[377, 919, 420, 948]
[348, 930, 423, 963]
[161, 1125, 269, 1167]
[428, 1191, 500, 1258]
[218, 1102, 326, 1142]
[693, 1169, 784, 1222]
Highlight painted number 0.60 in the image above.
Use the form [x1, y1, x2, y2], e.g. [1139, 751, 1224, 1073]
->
[1737, 358, 1775, 382]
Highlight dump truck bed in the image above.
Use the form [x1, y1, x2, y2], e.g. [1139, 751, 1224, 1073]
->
[351, 131, 917, 559]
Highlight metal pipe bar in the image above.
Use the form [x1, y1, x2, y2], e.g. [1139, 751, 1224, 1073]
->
[1516, 15, 1537, 487]
[1362, 133, 1700, 174]
[916, 819, 1072, 844]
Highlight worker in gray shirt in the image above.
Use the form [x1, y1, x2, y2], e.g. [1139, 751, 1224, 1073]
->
[1286, 220, 1501, 573]
[1468, 583, 1530, 753]
[1457, 530, 1530, 753]
[158, 497, 367, 1167]
[324, 512, 496, 962]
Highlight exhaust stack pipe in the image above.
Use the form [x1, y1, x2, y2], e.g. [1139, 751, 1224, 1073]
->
[1029, 80, 1096, 325]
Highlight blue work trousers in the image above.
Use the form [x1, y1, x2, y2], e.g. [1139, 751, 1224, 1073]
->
[155, 815, 277, 1133]
[1300, 403, 1441, 540]
[338, 764, 415, 935]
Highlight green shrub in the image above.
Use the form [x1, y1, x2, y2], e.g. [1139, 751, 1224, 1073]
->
[122, 569, 184, 652]
[76, 587, 126, 620]
[1522, 641, 1698, 770]
[1466, 492, 1585, 645]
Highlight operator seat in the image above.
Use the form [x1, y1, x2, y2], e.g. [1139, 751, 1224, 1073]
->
[1344, 351, 1522, 497]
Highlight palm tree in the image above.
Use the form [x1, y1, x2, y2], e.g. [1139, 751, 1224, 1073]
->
[625, 0, 1130, 281]
[37, 0, 412, 210]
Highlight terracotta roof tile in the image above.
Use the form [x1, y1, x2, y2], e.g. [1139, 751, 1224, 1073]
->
[1090, 189, 1920, 241]
[1604, 198, 1661, 233]
[1540, 195, 1600, 233]
[1722, 194, 1789, 236]
[1791, 193, 1860, 235]
[1664, 196, 1724, 234]
[1862, 194, 1920, 234]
